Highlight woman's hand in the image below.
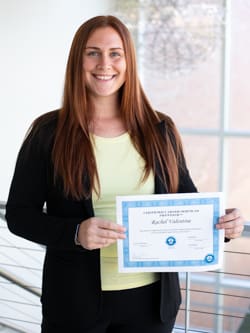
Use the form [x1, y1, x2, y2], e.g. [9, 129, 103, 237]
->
[77, 217, 126, 250]
[216, 208, 245, 239]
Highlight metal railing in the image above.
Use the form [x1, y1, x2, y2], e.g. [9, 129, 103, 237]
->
[0, 202, 43, 333]
[0, 201, 250, 333]
[176, 222, 250, 333]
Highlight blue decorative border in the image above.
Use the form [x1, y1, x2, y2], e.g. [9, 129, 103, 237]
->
[122, 197, 220, 268]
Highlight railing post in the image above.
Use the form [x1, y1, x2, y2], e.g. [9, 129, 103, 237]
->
[215, 0, 232, 330]
[185, 272, 191, 333]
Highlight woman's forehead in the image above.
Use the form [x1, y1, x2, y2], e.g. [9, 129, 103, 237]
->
[86, 27, 124, 49]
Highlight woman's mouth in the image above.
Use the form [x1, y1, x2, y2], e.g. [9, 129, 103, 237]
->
[93, 74, 115, 81]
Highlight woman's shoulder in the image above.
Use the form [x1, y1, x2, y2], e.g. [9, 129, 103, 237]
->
[30, 109, 59, 135]
[155, 111, 178, 135]
[27, 109, 59, 139]
[23, 110, 59, 151]
[155, 111, 175, 125]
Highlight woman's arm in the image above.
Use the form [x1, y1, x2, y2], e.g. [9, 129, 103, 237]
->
[5, 124, 83, 250]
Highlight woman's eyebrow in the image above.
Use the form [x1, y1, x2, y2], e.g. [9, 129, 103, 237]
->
[85, 46, 123, 50]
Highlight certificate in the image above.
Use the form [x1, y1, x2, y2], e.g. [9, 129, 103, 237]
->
[116, 192, 225, 272]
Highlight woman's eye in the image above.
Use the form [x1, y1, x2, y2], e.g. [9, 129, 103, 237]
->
[87, 51, 100, 57]
[110, 52, 121, 58]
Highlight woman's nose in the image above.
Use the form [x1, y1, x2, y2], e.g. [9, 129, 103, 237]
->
[96, 54, 111, 71]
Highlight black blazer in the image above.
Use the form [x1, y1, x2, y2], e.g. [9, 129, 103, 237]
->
[6, 111, 197, 330]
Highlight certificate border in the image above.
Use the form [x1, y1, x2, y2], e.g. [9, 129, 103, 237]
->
[120, 196, 221, 270]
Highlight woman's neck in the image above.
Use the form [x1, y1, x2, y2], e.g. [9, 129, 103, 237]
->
[91, 94, 120, 117]
[89, 97, 126, 138]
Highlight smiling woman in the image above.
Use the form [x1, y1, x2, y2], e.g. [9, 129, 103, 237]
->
[83, 27, 127, 100]
[5, 15, 245, 333]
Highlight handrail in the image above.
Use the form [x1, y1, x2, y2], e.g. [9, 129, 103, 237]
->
[0, 201, 5, 220]
[0, 201, 43, 332]
[0, 201, 6, 208]
[0, 270, 41, 298]
[0, 201, 42, 298]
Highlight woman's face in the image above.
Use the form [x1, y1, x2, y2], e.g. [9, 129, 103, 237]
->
[83, 26, 127, 100]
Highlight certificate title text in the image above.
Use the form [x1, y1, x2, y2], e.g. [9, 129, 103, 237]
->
[143, 208, 199, 225]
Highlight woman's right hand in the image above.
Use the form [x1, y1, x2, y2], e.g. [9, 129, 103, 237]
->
[77, 217, 126, 250]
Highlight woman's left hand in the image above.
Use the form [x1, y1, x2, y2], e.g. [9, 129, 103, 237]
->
[216, 208, 245, 239]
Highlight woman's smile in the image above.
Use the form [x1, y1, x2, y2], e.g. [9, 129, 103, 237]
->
[93, 74, 116, 81]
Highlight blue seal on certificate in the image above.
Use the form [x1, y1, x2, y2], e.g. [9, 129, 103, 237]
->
[205, 254, 215, 263]
[166, 236, 176, 246]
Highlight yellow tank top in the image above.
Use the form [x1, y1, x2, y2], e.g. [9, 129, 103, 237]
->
[92, 133, 160, 290]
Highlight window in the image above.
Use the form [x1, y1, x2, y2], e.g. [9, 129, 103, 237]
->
[113, 1, 250, 332]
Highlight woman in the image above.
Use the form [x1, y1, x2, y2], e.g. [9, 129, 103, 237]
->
[6, 15, 245, 333]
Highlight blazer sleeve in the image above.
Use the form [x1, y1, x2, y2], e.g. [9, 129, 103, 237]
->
[5, 127, 84, 250]
[177, 158, 198, 194]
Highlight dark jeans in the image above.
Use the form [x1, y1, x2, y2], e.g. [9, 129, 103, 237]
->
[41, 281, 176, 333]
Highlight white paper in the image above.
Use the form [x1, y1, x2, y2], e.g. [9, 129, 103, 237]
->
[116, 192, 225, 272]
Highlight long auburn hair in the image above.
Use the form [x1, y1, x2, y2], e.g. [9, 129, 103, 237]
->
[43, 15, 184, 199]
